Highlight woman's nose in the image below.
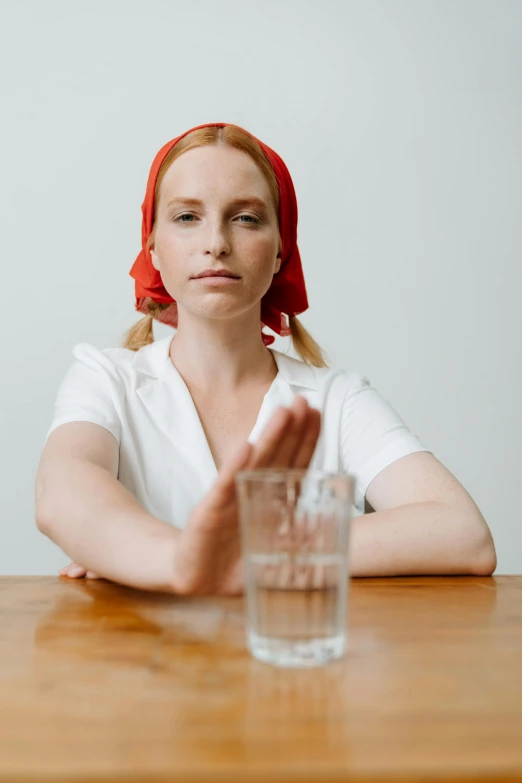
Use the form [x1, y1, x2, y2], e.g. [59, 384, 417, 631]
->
[204, 219, 231, 256]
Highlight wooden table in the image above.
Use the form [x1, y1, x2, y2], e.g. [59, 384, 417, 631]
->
[1, 576, 521, 783]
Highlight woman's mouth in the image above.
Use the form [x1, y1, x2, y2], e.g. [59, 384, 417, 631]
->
[192, 268, 241, 285]
[193, 276, 241, 286]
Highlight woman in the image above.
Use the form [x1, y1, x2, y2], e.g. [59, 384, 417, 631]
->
[35, 122, 496, 594]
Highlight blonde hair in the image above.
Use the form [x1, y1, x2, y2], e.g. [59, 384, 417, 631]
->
[123, 125, 328, 367]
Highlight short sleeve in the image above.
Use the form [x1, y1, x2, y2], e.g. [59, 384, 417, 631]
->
[340, 374, 431, 512]
[45, 343, 123, 446]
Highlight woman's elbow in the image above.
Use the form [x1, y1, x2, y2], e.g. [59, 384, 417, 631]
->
[35, 506, 51, 536]
[468, 517, 497, 576]
[34, 474, 56, 538]
[35, 505, 54, 537]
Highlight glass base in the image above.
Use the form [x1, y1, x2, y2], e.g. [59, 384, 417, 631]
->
[248, 631, 346, 668]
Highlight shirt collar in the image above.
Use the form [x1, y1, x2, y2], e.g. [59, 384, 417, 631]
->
[133, 335, 173, 379]
[133, 334, 318, 390]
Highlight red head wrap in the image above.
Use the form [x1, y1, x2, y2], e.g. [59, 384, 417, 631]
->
[129, 122, 309, 345]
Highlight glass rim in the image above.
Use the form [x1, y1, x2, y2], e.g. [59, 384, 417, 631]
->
[235, 468, 355, 484]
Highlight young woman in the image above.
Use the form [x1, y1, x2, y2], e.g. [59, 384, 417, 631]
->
[35, 122, 496, 595]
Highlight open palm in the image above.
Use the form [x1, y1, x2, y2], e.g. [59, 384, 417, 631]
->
[171, 396, 321, 595]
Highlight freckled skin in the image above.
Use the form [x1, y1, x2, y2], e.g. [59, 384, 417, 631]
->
[149, 145, 282, 322]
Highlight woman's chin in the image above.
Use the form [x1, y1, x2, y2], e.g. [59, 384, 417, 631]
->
[184, 299, 260, 322]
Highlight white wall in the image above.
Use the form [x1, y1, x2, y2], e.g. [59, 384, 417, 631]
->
[1, 0, 520, 574]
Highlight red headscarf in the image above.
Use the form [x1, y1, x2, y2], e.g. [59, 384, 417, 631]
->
[129, 122, 309, 346]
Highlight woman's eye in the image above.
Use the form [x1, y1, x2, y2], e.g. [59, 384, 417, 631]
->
[174, 213, 260, 224]
[238, 214, 260, 224]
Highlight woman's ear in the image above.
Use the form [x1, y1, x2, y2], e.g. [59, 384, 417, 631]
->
[150, 248, 160, 271]
[274, 252, 281, 275]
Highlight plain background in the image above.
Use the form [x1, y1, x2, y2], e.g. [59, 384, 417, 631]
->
[0, 0, 520, 575]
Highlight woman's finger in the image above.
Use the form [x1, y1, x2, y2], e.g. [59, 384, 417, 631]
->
[206, 440, 253, 511]
[59, 562, 80, 575]
[268, 396, 310, 467]
[291, 407, 322, 467]
[248, 401, 301, 469]
[60, 563, 87, 578]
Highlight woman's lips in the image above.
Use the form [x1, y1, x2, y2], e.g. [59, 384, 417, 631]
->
[192, 275, 241, 286]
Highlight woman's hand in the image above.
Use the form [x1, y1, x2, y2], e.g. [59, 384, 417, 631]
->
[170, 395, 321, 596]
[58, 395, 321, 594]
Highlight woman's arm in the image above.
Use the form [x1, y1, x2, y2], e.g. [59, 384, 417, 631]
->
[35, 422, 180, 592]
[36, 397, 323, 595]
[349, 451, 497, 577]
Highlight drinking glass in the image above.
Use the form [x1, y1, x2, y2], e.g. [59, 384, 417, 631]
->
[236, 469, 354, 667]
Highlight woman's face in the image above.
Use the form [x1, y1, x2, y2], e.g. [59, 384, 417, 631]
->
[150, 145, 281, 323]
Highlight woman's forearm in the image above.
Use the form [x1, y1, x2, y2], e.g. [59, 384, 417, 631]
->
[35, 458, 179, 593]
[349, 500, 497, 577]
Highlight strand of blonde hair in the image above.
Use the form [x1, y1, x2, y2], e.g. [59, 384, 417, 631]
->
[122, 302, 168, 351]
[289, 315, 328, 367]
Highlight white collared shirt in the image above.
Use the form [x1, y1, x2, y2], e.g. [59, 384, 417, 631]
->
[45, 335, 430, 523]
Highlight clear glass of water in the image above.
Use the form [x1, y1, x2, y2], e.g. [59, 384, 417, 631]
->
[235, 469, 354, 668]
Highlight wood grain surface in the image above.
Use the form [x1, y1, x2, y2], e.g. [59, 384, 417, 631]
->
[0, 575, 521, 783]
